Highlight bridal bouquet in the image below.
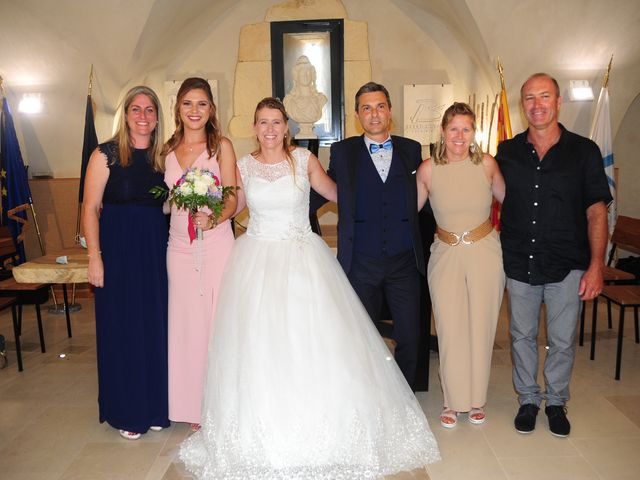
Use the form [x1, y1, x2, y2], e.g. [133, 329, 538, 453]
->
[151, 167, 235, 242]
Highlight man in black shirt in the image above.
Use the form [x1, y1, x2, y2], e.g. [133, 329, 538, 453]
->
[497, 73, 612, 437]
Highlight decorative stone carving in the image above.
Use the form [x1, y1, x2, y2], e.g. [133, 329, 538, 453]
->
[283, 55, 327, 139]
[229, 0, 371, 140]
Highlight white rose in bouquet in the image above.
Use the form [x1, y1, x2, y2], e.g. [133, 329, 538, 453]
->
[193, 180, 209, 195]
[201, 173, 215, 186]
[178, 182, 193, 195]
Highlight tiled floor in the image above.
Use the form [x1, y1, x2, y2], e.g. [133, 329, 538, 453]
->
[0, 294, 638, 479]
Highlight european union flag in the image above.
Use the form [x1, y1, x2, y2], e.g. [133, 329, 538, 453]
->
[78, 94, 98, 204]
[1, 97, 32, 263]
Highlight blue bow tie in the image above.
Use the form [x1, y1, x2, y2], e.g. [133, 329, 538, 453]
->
[369, 139, 392, 153]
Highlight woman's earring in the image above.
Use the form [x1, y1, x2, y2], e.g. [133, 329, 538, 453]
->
[470, 143, 476, 153]
[440, 137, 444, 146]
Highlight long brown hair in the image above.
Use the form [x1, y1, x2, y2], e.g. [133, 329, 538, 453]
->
[432, 102, 482, 166]
[112, 85, 165, 172]
[253, 97, 296, 173]
[162, 77, 221, 158]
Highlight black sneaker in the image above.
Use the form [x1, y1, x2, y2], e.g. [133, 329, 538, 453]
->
[514, 403, 539, 433]
[545, 405, 570, 437]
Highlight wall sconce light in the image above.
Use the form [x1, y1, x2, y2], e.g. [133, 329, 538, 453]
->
[18, 93, 43, 113]
[568, 80, 594, 101]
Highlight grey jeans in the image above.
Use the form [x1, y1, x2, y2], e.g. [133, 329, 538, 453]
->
[507, 270, 583, 407]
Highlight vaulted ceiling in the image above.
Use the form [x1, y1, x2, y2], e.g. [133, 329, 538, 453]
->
[1, 0, 638, 174]
[3, 0, 637, 96]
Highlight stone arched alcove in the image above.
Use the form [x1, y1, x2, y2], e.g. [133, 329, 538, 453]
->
[228, 0, 371, 141]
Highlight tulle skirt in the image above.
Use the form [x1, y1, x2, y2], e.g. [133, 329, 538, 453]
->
[179, 232, 440, 479]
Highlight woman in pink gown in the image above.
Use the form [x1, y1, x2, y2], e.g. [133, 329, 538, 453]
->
[164, 78, 238, 429]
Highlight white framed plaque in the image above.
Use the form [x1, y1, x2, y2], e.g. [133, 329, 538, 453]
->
[403, 84, 453, 145]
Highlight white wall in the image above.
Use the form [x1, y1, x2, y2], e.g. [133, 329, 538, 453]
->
[3, 0, 638, 193]
[614, 93, 640, 219]
[155, 0, 496, 162]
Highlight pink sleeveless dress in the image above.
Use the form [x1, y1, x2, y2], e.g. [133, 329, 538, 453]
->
[165, 149, 235, 424]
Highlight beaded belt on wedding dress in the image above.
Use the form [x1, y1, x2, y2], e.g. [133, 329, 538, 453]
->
[436, 218, 493, 246]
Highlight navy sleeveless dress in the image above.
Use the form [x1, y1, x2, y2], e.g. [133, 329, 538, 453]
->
[94, 141, 170, 433]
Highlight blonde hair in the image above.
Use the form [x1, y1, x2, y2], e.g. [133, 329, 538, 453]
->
[253, 97, 296, 175]
[162, 77, 222, 158]
[112, 85, 165, 172]
[432, 102, 482, 166]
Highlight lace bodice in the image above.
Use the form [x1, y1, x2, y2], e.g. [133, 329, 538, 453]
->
[238, 148, 311, 240]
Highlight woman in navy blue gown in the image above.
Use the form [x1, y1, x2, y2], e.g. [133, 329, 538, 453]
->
[82, 85, 169, 440]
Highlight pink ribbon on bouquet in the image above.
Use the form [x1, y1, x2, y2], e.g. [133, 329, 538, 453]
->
[187, 214, 197, 244]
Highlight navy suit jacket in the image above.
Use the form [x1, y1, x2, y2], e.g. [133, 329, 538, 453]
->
[314, 135, 426, 276]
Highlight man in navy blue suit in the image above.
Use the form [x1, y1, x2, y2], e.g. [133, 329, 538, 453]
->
[326, 82, 426, 389]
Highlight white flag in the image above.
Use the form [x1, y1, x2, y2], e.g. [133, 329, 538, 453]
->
[590, 87, 616, 238]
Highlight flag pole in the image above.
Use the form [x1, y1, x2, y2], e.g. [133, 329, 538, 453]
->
[75, 64, 94, 241]
[27, 203, 54, 307]
[0, 78, 46, 256]
[0, 77, 55, 305]
[496, 57, 512, 139]
[603, 54, 613, 88]
[591, 55, 616, 258]
[69, 65, 96, 311]
[28, 204, 46, 255]
[29, 198, 59, 310]
[497, 57, 506, 91]
[492, 57, 513, 230]
[486, 93, 499, 155]
[69, 66, 95, 310]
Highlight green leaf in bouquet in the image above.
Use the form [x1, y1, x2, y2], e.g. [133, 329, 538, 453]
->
[149, 185, 169, 199]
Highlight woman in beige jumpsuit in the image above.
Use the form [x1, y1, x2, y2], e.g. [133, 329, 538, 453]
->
[417, 102, 505, 428]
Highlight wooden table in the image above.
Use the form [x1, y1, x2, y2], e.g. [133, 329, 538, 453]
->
[12, 247, 88, 338]
[12, 247, 88, 284]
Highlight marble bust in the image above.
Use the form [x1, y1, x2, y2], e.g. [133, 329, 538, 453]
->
[283, 55, 327, 138]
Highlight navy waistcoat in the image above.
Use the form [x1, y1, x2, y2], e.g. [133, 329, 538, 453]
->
[353, 154, 413, 257]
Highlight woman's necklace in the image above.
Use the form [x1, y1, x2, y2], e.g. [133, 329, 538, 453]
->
[185, 140, 205, 152]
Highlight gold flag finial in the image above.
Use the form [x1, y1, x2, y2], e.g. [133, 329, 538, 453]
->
[603, 55, 613, 89]
[88, 64, 94, 96]
[497, 57, 506, 91]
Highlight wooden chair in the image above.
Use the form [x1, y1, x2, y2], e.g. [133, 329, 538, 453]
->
[0, 218, 59, 371]
[588, 216, 640, 380]
[0, 297, 18, 369]
[0, 277, 52, 371]
[0, 225, 20, 275]
[594, 285, 640, 379]
[579, 215, 637, 346]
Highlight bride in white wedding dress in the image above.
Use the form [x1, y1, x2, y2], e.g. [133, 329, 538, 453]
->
[179, 97, 440, 479]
